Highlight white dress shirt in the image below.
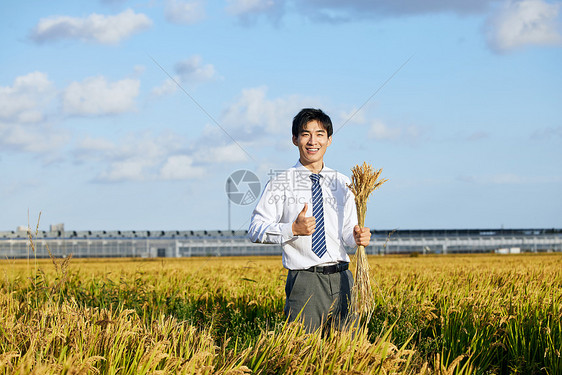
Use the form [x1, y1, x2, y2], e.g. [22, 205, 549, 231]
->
[248, 161, 358, 270]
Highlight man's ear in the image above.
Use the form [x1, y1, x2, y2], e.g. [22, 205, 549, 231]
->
[292, 135, 298, 146]
[327, 136, 332, 146]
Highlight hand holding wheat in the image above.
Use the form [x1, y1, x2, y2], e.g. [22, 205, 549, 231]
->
[347, 162, 388, 319]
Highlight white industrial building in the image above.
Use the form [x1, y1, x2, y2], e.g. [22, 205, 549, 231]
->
[1, 228, 560, 258]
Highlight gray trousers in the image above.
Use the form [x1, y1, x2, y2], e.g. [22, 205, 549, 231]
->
[284, 269, 353, 332]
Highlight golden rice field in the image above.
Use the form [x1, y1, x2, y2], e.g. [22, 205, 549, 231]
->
[1, 253, 561, 374]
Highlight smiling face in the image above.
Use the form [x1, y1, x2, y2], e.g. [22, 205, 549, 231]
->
[292, 120, 332, 173]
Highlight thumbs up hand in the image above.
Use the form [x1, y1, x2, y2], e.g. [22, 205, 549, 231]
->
[292, 203, 316, 236]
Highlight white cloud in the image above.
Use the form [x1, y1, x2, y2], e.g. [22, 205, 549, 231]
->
[152, 56, 218, 96]
[0, 72, 55, 123]
[368, 119, 424, 144]
[486, 0, 562, 51]
[225, 0, 286, 24]
[195, 143, 250, 164]
[74, 132, 209, 182]
[337, 107, 368, 126]
[62, 76, 140, 116]
[226, 0, 277, 15]
[165, 0, 206, 24]
[76, 136, 116, 155]
[0, 72, 67, 155]
[85, 133, 176, 182]
[0, 122, 70, 154]
[220, 86, 316, 138]
[175, 56, 218, 83]
[133, 65, 146, 76]
[151, 78, 178, 97]
[31, 8, 152, 45]
[302, 0, 498, 17]
[160, 155, 205, 179]
[369, 120, 402, 140]
[98, 159, 150, 182]
[227, 0, 498, 23]
[72, 87, 322, 182]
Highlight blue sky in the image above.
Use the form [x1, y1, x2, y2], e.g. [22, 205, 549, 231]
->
[1, 0, 561, 232]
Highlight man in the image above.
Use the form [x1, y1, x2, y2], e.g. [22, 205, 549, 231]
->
[248, 108, 371, 332]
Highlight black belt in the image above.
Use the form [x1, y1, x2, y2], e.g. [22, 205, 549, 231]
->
[305, 262, 349, 275]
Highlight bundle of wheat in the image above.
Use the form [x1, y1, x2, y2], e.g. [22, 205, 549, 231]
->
[347, 162, 388, 319]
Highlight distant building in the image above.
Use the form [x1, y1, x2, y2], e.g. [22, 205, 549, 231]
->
[50, 223, 65, 232]
[0, 227, 560, 258]
[496, 247, 521, 255]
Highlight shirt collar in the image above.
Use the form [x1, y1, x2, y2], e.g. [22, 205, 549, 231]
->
[293, 160, 333, 178]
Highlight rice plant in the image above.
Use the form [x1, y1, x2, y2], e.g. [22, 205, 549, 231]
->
[1, 245, 561, 374]
[347, 162, 388, 319]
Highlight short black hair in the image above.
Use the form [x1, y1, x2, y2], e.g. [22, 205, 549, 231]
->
[292, 108, 333, 138]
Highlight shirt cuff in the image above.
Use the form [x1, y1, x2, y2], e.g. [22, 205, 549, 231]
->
[280, 222, 295, 242]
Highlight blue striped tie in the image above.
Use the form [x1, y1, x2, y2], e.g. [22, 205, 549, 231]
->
[310, 174, 327, 258]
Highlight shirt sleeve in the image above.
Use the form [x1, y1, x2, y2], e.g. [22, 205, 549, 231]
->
[248, 181, 296, 245]
[342, 181, 359, 250]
